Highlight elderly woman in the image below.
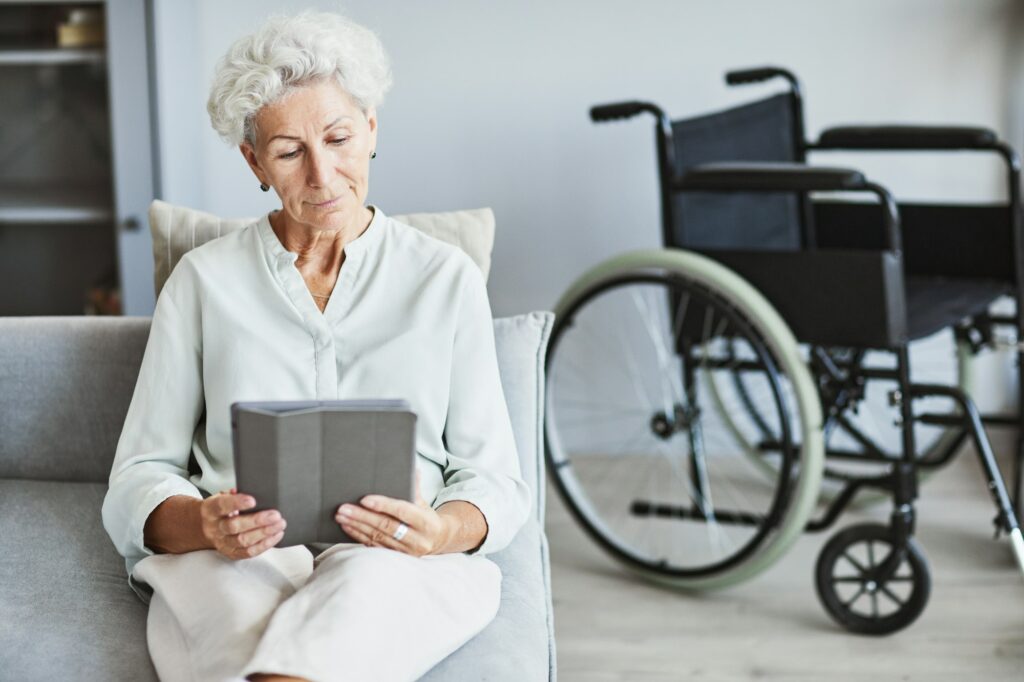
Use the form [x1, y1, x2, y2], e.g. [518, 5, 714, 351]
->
[101, 11, 529, 682]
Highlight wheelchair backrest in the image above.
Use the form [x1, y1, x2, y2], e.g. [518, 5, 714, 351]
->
[668, 93, 804, 251]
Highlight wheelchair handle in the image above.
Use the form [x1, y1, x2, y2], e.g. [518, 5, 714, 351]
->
[725, 66, 798, 89]
[590, 101, 657, 123]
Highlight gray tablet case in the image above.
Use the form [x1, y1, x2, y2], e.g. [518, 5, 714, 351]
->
[231, 400, 417, 547]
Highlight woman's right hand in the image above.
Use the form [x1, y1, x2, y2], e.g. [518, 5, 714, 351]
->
[200, 487, 287, 560]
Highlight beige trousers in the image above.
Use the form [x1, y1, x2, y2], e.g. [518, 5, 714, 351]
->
[131, 543, 502, 682]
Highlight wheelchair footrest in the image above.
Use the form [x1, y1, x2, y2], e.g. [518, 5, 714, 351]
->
[629, 500, 765, 526]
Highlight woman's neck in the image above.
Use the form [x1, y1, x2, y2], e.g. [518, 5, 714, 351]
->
[269, 206, 373, 273]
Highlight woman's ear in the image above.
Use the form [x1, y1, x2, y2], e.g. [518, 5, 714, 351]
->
[239, 143, 268, 186]
[365, 108, 378, 149]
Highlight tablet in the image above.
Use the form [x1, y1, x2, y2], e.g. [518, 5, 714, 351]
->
[231, 399, 417, 547]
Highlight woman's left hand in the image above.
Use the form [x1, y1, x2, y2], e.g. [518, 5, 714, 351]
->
[335, 472, 451, 557]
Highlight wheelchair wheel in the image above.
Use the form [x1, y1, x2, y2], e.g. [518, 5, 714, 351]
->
[545, 249, 823, 590]
[704, 329, 976, 502]
[815, 523, 931, 635]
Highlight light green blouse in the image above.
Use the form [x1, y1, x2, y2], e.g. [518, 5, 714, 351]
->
[102, 207, 530, 578]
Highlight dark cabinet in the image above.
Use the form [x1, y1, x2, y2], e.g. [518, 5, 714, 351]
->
[0, 0, 156, 315]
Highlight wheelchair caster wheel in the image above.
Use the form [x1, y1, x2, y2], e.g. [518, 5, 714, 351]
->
[815, 523, 930, 635]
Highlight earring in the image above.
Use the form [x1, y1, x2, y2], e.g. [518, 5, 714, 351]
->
[259, 183, 269, 192]
[370, 151, 377, 159]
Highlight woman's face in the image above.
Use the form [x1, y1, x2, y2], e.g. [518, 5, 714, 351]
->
[241, 78, 378, 233]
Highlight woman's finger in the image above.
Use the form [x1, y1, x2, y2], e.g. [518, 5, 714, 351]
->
[234, 517, 287, 550]
[340, 517, 413, 555]
[205, 492, 255, 521]
[357, 494, 425, 527]
[219, 508, 282, 536]
[337, 503, 406, 536]
[236, 529, 285, 558]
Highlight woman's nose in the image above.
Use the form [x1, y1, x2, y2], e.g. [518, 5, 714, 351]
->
[305, 148, 332, 188]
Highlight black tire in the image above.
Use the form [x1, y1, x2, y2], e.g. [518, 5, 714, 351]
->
[815, 523, 931, 635]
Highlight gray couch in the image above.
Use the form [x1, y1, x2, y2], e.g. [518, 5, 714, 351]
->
[0, 313, 556, 681]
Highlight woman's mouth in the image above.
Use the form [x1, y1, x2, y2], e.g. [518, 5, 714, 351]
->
[311, 197, 340, 208]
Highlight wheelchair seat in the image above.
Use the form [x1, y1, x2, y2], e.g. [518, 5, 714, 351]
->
[905, 277, 1009, 340]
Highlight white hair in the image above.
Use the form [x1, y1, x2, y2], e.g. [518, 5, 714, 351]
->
[207, 10, 392, 147]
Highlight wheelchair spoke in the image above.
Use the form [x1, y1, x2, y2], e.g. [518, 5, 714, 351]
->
[572, 425, 651, 455]
[631, 287, 683, 410]
[671, 291, 692, 348]
[613, 318, 660, 414]
[555, 412, 649, 430]
[569, 322, 637, 386]
[654, 285, 690, 403]
[879, 584, 906, 607]
[842, 585, 867, 609]
[841, 551, 869, 574]
[555, 397, 649, 413]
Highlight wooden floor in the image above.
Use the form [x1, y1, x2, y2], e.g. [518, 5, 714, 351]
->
[544, 441, 1024, 681]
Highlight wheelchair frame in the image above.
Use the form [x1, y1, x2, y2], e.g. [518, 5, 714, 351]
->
[553, 66, 1024, 633]
[597, 66, 1024, 537]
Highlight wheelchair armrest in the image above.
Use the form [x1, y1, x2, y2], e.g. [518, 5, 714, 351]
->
[674, 162, 902, 252]
[815, 125, 998, 150]
[675, 162, 867, 192]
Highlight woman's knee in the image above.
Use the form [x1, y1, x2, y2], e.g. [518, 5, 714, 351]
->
[314, 545, 501, 608]
[314, 545, 419, 583]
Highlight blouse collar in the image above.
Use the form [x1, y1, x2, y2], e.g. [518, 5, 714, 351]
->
[256, 204, 386, 268]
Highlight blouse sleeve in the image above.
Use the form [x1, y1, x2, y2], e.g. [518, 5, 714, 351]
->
[431, 262, 532, 555]
[101, 262, 205, 573]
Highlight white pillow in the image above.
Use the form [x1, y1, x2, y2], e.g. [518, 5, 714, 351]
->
[148, 199, 496, 298]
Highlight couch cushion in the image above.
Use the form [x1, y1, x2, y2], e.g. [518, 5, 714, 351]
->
[492, 312, 554, 530]
[422, 519, 551, 681]
[421, 311, 556, 681]
[0, 317, 150, 483]
[149, 200, 496, 298]
[0, 479, 155, 679]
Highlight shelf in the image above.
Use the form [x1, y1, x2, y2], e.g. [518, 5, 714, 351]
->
[0, 0, 96, 4]
[0, 183, 112, 224]
[0, 47, 104, 65]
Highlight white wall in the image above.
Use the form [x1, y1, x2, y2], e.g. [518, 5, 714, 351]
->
[153, 0, 1023, 314]
[151, 0, 1022, 407]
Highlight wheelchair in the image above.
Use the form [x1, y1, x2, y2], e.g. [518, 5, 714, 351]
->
[544, 66, 1024, 634]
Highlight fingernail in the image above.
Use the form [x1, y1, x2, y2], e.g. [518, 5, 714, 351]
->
[338, 506, 353, 516]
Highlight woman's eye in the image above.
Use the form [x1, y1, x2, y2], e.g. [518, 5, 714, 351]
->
[277, 138, 346, 159]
